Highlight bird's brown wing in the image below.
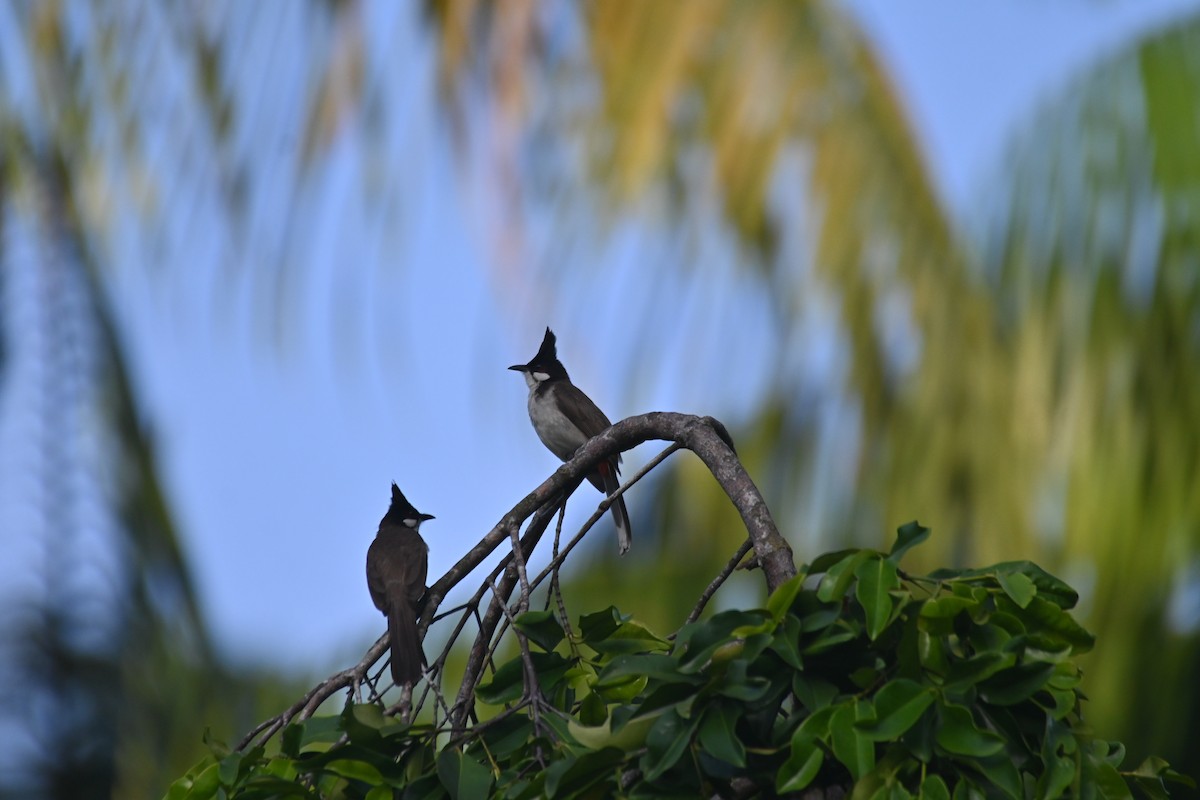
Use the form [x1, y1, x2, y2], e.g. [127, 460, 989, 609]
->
[552, 382, 620, 466]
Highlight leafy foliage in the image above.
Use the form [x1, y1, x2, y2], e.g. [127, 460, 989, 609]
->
[166, 524, 1189, 799]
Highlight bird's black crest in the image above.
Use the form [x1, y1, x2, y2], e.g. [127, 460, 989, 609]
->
[533, 327, 558, 364]
[389, 482, 415, 513]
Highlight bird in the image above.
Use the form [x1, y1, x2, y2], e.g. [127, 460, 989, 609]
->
[366, 483, 433, 685]
[509, 327, 632, 554]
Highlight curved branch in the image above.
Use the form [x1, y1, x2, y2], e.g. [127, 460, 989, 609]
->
[422, 412, 793, 612]
[598, 413, 793, 592]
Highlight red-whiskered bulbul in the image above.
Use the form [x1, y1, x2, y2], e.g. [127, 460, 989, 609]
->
[509, 327, 632, 555]
[366, 483, 432, 685]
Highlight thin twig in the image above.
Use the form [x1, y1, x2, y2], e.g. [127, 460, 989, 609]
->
[548, 502, 576, 647]
[509, 523, 533, 615]
[680, 538, 754, 629]
[451, 505, 556, 731]
[527, 443, 683, 593]
[486, 575, 548, 751]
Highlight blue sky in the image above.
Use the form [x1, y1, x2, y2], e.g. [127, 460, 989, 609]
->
[102, 0, 1200, 674]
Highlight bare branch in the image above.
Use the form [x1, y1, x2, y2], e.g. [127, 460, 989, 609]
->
[680, 538, 755, 629]
[451, 504, 557, 731]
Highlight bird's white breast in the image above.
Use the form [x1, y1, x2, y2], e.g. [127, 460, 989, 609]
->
[528, 384, 587, 461]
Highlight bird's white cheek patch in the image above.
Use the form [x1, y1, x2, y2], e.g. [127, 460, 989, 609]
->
[404, 519, 418, 528]
[532, 371, 550, 382]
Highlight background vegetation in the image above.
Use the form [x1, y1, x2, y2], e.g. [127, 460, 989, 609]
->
[1, 1, 1198, 797]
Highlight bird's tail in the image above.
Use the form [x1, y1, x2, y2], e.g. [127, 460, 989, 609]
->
[598, 460, 632, 555]
[387, 591, 422, 685]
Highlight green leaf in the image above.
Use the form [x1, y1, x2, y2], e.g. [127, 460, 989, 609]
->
[180, 762, 221, 800]
[793, 676, 839, 712]
[342, 703, 385, 744]
[951, 777, 985, 800]
[579, 606, 625, 641]
[1128, 755, 1197, 797]
[1003, 594, 1099, 652]
[262, 757, 299, 782]
[597, 653, 699, 687]
[1048, 662, 1082, 690]
[776, 746, 823, 793]
[1037, 756, 1077, 800]
[281, 723, 302, 758]
[978, 662, 1056, 706]
[476, 651, 572, 705]
[697, 702, 746, 767]
[634, 681, 701, 718]
[888, 521, 930, 563]
[1127, 777, 1171, 800]
[984, 562, 1079, 609]
[934, 703, 1005, 757]
[1037, 687, 1078, 720]
[1004, 596, 1095, 652]
[976, 754, 1023, 800]
[436, 747, 494, 800]
[770, 615, 804, 669]
[291, 714, 343, 750]
[996, 572, 1036, 609]
[325, 758, 384, 785]
[217, 751, 244, 787]
[766, 572, 806, 621]
[902, 700, 937, 762]
[918, 775, 951, 800]
[918, 596, 978, 621]
[1089, 760, 1133, 799]
[222, 776, 308, 799]
[514, 610, 565, 652]
[856, 679, 934, 741]
[793, 705, 838, 742]
[917, 630, 949, 676]
[480, 714, 535, 759]
[570, 709, 659, 752]
[944, 652, 1015, 690]
[475, 658, 525, 705]
[810, 548, 863, 575]
[799, 604, 841, 632]
[818, 550, 875, 603]
[593, 673, 647, 703]
[801, 623, 860, 655]
[642, 707, 697, 781]
[1131, 755, 1184, 781]
[588, 617, 670, 655]
[830, 700, 875, 780]
[677, 609, 771, 672]
[856, 555, 900, 640]
[578, 690, 608, 726]
[543, 747, 625, 797]
[713, 659, 774, 702]
[778, 708, 836, 791]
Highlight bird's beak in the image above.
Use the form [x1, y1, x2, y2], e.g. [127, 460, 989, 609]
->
[507, 364, 527, 372]
[420, 513, 436, 522]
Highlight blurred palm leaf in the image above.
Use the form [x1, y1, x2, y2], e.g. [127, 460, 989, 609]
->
[2, 3, 349, 796]
[976, 13, 1200, 761]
